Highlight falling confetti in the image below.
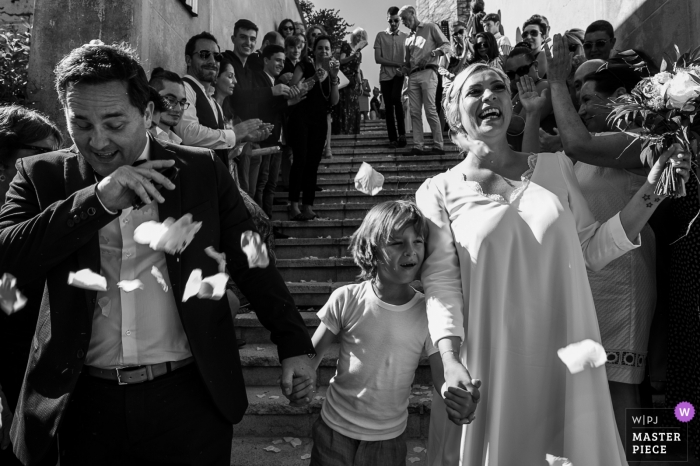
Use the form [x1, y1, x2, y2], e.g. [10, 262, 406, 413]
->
[0, 273, 27, 315]
[117, 279, 144, 293]
[204, 246, 227, 273]
[272, 440, 284, 445]
[151, 266, 169, 292]
[68, 269, 107, 291]
[263, 446, 281, 453]
[256, 347, 264, 351]
[546, 454, 573, 466]
[283, 437, 294, 443]
[557, 339, 606, 374]
[269, 396, 280, 399]
[182, 269, 229, 302]
[256, 394, 265, 398]
[408, 457, 421, 463]
[134, 213, 201, 254]
[354, 162, 385, 196]
[413, 447, 425, 453]
[241, 231, 269, 268]
[301, 454, 311, 459]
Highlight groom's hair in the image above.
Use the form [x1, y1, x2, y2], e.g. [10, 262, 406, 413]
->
[54, 42, 150, 115]
[349, 200, 429, 281]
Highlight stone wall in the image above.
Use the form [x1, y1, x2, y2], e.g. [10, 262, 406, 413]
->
[25, 0, 303, 134]
[0, 0, 33, 29]
[416, 0, 458, 28]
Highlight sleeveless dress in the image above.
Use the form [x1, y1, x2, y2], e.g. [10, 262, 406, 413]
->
[417, 152, 633, 466]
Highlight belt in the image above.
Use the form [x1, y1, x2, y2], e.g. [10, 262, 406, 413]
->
[410, 65, 438, 75]
[85, 357, 194, 385]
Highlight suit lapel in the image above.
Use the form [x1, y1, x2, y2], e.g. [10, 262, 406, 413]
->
[148, 136, 183, 300]
[64, 148, 102, 315]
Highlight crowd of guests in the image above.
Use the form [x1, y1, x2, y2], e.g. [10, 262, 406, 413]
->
[0, 2, 698, 466]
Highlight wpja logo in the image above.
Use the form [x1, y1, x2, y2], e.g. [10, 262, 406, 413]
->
[624, 403, 693, 462]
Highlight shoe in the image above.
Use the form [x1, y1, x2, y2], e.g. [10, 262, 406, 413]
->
[273, 228, 290, 240]
[388, 141, 398, 149]
[237, 338, 246, 348]
[410, 147, 428, 156]
[431, 147, 446, 155]
[315, 185, 323, 192]
[397, 135, 407, 148]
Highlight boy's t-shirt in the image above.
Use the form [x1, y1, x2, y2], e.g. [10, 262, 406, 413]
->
[318, 280, 438, 441]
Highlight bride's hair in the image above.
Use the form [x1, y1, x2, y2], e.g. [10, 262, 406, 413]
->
[442, 63, 511, 150]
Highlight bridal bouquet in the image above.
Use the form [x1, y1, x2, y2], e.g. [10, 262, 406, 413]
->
[607, 46, 700, 197]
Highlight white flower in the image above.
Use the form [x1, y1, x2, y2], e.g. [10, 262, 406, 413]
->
[665, 70, 700, 109]
[0, 273, 27, 315]
[182, 269, 229, 302]
[240, 231, 269, 268]
[134, 213, 202, 255]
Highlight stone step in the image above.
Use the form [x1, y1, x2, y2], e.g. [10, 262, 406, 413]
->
[329, 146, 459, 156]
[317, 164, 446, 180]
[272, 218, 361, 238]
[275, 238, 351, 259]
[237, 385, 433, 438]
[331, 138, 456, 148]
[274, 189, 416, 207]
[333, 132, 447, 140]
[277, 257, 358, 282]
[315, 176, 425, 192]
[318, 155, 461, 170]
[272, 203, 368, 221]
[228, 437, 429, 466]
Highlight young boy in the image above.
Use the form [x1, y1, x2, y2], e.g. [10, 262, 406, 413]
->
[291, 200, 479, 465]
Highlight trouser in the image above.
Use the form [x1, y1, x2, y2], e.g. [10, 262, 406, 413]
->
[380, 75, 406, 142]
[324, 113, 332, 155]
[58, 364, 232, 466]
[288, 116, 327, 206]
[408, 68, 444, 149]
[254, 150, 282, 216]
[310, 416, 407, 466]
[280, 145, 293, 188]
[235, 151, 261, 197]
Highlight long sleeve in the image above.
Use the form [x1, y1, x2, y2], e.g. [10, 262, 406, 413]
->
[173, 83, 236, 149]
[432, 24, 452, 56]
[416, 177, 465, 345]
[556, 152, 641, 272]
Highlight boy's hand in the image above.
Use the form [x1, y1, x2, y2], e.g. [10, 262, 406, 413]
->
[280, 355, 317, 406]
[443, 379, 481, 425]
[279, 375, 316, 406]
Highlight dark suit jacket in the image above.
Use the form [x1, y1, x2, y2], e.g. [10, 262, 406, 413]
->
[0, 136, 314, 465]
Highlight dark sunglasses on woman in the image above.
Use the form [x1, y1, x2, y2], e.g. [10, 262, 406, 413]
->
[505, 62, 534, 80]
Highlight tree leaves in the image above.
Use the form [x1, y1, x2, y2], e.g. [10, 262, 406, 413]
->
[0, 24, 31, 104]
[299, 0, 353, 49]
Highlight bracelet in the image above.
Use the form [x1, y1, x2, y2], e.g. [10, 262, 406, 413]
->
[331, 77, 340, 86]
[440, 349, 459, 359]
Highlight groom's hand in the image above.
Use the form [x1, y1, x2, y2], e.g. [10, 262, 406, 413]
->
[280, 355, 317, 406]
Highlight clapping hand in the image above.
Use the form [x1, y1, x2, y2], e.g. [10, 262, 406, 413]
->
[234, 119, 264, 141]
[278, 72, 294, 85]
[245, 123, 275, 143]
[544, 34, 572, 84]
[516, 76, 549, 114]
[272, 83, 292, 97]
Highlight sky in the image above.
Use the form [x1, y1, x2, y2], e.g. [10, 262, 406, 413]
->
[311, 0, 410, 90]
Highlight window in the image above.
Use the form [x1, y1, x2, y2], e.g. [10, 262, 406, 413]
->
[440, 20, 450, 40]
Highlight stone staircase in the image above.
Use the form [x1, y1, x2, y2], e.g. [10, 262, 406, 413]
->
[229, 120, 461, 465]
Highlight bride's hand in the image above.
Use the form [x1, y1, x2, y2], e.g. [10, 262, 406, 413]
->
[442, 358, 481, 425]
[647, 143, 691, 191]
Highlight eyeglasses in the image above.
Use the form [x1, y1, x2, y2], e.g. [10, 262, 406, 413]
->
[476, 42, 488, 49]
[583, 39, 609, 50]
[191, 50, 222, 61]
[388, 19, 400, 24]
[163, 95, 190, 110]
[283, 26, 294, 31]
[505, 62, 534, 80]
[19, 144, 53, 154]
[521, 29, 541, 38]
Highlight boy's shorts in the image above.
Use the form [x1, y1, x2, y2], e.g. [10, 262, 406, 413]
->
[310, 416, 407, 466]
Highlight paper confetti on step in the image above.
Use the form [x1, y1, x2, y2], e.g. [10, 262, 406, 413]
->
[264, 446, 281, 453]
[301, 454, 311, 460]
[117, 279, 144, 293]
[557, 339, 606, 374]
[290, 438, 302, 448]
[182, 269, 229, 302]
[256, 394, 265, 398]
[98, 296, 111, 317]
[272, 439, 284, 445]
[413, 447, 425, 453]
[68, 269, 108, 292]
[354, 162, 385, 196]
[269, 395, 280, 399]
[0, 273, 27, 315]
[256, 347, 264, 351]
[546, 454, 573, 466]
[283, 437, 294, 443]
[408, 457, 421, 463]
[134, 213, 201, 254]
[151, 266, 169, 292]
[204, 246, 227, 273]
[241, 231, 269, 268]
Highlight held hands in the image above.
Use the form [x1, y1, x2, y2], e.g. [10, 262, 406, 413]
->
[516, 76, 549, 114]
[0, 387, 12, 450]
[279, 355, 318, 407]
[544, 34, 571, 84]
[442, 358, 481, 425]
[647, 143, 692, 189]
[96, 159, 176, 212]
[234, 119, 264, 141]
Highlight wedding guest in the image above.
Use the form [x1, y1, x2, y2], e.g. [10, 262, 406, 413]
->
[278, 18, 296, 40]
[400, 5, 451, 155]
[306, 25, 328, 58]
[584, 19, 616, 60]
[482, 13, 511, 56]
[374, 5, 408, 148]
[417, 61, 690, 465]
[333, 27, 367, 135]
[522, 14, 549, 78]
[287, 35, 340, 220]
[0, 104, 62, 466]
[149, 67, 186, 144]
[467, 31, 502, 70]
[0, 41, 316, 466]
[248, 31, 285, 71]
[294, 22, 306, 37]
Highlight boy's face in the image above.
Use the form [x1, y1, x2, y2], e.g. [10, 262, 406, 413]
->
[483, 20, 499, 35]
[377, 224, 425, 285]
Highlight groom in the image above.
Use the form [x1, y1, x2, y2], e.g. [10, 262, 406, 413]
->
[0, 42, 316, 466]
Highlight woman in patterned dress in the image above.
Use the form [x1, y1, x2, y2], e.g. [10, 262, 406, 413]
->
[332, 28, 366, 135]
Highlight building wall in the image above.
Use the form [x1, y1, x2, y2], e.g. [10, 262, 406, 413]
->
[25, 0, 303, 133]
[0, 0, 34, 29]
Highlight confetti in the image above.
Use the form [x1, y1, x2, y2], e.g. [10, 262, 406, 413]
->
[0, 273, 27, 315]
[117, 279, 144, 293]
[408, 457, 421, 463]
[151, 266, 169, 292]
[301, 454, 311, 459]
[68, 269, 107, 292]
[263, 446, 281, 453]
[314, 396, 323, 401]
[290, 438, 302, 448]
[256, 347, 264, 351]
[283, 437, 294, 443]
[204, 246, 227, 273]
[354, 162, 385, 196]
[557, 339, 606, 374]
[241, 231, 269, 268]
[98, 296, 111, 317]
[269, 396, 280, 399]
[546, 454, 573, 466]
[272, 439, 284, 445]
[256, 394, 265, 398]
[182, 269, 229, 302]
[413, 447, 425, 453]
[134, 213, 201, 254]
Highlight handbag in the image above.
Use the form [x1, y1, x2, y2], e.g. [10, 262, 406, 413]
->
[338, 70, 350, 90]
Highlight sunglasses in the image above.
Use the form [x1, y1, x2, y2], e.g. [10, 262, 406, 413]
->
[283, 26, 294, 31]
[163, 95, 190, 110]
[19, 144, 53, 154]
[583, 39, 609, 50]
[454, 29, 466, 36]
[388, 19, 400, 24]
[569, 44, 580, 53]
[505, 62, 534, 80]
[521, 29, 541, 38]
[192, 50, 222, 61]
[476, 42, 488, 49]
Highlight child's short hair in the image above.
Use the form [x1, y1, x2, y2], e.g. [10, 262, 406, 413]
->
[349, 200, 429, 281]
